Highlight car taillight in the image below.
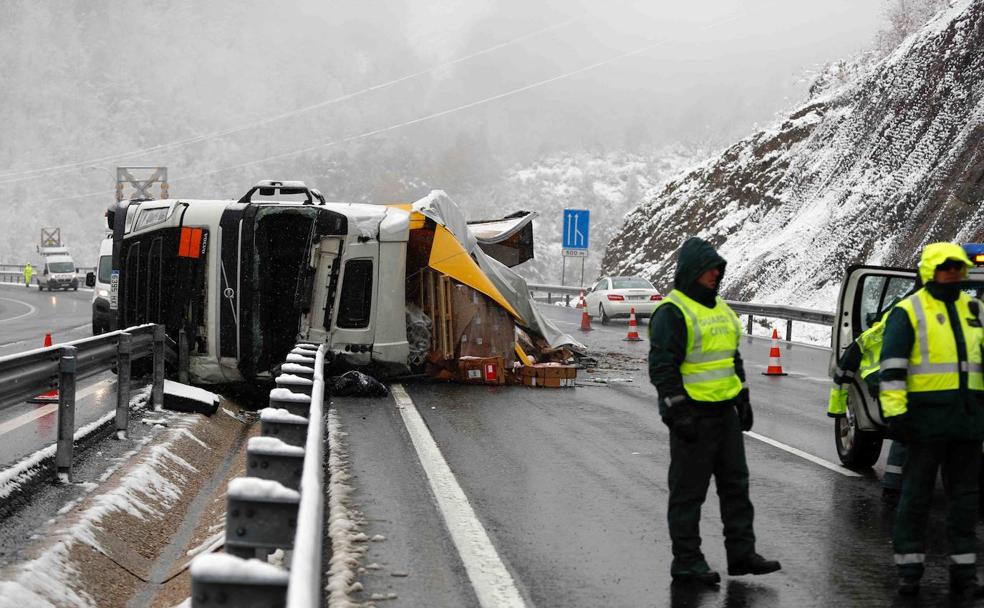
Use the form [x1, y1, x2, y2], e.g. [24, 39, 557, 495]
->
[607, 294, 625, 301]
[650, 294, 663, 301]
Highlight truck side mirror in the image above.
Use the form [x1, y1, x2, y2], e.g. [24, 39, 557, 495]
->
[85, 272, 95, 288]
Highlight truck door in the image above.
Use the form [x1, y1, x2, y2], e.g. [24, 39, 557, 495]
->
[330, 239, 379, 361]
[831, 265, 918, 429]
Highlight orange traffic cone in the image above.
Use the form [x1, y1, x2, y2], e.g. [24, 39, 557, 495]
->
[623, 307, 642, 341]
[762, 328, 788, 376]
[576, 291, 586, 309]
[580, 303, 593, 332]
[30, 333, 60, 403]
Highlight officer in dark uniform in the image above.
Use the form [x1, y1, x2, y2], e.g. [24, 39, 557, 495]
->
[649, 237, 781, 585]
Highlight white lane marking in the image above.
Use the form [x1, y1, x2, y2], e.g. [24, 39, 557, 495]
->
[0, 379, 115, 436]
[391, 384, 527, 608]
[744, 431, 861, 477]
[0, 297, 38, 323]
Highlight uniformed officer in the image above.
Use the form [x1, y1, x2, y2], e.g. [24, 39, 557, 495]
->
[23, 263, 32, 288]
[880, 242, 984, 598]
[649, 237, 781, 585]
[828, 302, 909, 503]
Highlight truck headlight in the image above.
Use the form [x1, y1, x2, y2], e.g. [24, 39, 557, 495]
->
[97, 288, 110, 298]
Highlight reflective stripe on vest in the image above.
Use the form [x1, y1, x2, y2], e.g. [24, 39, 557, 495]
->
[665, 290, 742, 402]
[897, 290, 984, 393]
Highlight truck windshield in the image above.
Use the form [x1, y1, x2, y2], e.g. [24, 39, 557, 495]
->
[48, 262, 74, 273]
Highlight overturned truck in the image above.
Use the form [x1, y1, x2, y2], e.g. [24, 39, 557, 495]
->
[106, 180, 581, 386]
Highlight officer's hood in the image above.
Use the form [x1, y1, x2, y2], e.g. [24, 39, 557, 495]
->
[918, 242, 971, 284]
[674, 237, 726, 290]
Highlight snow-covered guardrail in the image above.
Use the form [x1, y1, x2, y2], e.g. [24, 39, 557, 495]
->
[526, 282, 833, 342]
[190, 343, 327, 608]
[0, 324, 165, 481]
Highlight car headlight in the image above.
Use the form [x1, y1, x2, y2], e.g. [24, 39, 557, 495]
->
[97, 288, 110, 298]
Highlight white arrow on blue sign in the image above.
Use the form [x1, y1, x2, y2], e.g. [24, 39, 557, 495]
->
[562, 209, 590, 250]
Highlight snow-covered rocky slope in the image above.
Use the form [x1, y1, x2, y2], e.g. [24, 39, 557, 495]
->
[604, 0, 984, 312]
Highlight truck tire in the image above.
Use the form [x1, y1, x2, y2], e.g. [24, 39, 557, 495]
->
[834, 414, 883, 469]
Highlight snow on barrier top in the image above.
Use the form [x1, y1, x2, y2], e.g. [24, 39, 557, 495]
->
[269, 388, 312, 402]
[281, 363, 315, 374]
[285, 353, 315, 364]
[227, 477, 300, 504]
[275, 374, 314, 386]
[260, 407, 308, 424]
[247, 436, 306, 457]
[163, 379, 219, 404]
[286, 343, 327, 607]
[190, 553, 289, 585]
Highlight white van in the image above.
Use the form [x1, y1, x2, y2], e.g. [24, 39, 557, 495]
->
[37, 246, 80, 291]
[86, 236, 114, 334]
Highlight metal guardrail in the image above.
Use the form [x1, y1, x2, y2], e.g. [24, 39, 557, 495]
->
[0, 265, 96, 287]
[726, 301, 835, 342]
[526, 283, 834, 342]
[190, 343, 327, 607]
[0, 324, 164, 481]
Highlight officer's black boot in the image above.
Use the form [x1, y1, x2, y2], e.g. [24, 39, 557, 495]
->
[671, 558, 721, 586]
[728, 553, 781, 576]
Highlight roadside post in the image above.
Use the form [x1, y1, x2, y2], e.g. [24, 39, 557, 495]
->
[115, 332, 132, 439]
[55, 345, 78, 483]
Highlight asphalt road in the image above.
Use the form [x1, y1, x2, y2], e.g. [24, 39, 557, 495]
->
[336, 304, 967, 608]
[0, 282, 118, 468]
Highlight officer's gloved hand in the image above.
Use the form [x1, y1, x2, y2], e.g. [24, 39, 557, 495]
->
[735, 388, 753, 432]
[664, 395, 698, 443]
[887, 413, 915, 444]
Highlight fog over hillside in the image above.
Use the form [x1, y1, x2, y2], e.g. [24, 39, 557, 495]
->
[0, 1, 888, 266]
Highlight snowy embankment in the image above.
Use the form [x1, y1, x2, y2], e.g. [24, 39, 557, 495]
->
[604, 0, 984, 325]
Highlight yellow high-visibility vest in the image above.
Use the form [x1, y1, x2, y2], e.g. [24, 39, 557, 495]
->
[880, 289, 984, 417]
[663, 289, 743, 402]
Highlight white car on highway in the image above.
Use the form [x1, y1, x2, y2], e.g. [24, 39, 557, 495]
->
[584, 276, 662, 324]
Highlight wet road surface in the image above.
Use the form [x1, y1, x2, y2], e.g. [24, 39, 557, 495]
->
[0, 283, 116, 468]
[335, 303, 982, 607]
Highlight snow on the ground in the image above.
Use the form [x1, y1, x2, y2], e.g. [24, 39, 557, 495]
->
[325, 409, 367, 608]
[0, 394, 203, 608]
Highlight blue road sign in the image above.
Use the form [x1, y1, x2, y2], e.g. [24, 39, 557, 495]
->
[562, 209, 590, 250]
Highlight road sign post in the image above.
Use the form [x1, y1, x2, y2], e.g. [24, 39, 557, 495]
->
[561, 209, 590, 286]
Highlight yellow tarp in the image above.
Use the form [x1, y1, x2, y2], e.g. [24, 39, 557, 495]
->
[429, 225, 522, 321]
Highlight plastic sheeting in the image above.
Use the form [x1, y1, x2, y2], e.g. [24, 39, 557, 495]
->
[411, 190, 585, 353]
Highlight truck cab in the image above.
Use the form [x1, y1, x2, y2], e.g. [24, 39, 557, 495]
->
[109, 180, 411, 385]
[830, 250, 984, 468]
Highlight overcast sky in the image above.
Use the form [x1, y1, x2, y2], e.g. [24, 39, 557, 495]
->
[396, 0, 887, 149]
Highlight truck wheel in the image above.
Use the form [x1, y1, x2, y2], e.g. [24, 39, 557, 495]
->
[834, 414, 882, 469]
[599, 304, 610, 325]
